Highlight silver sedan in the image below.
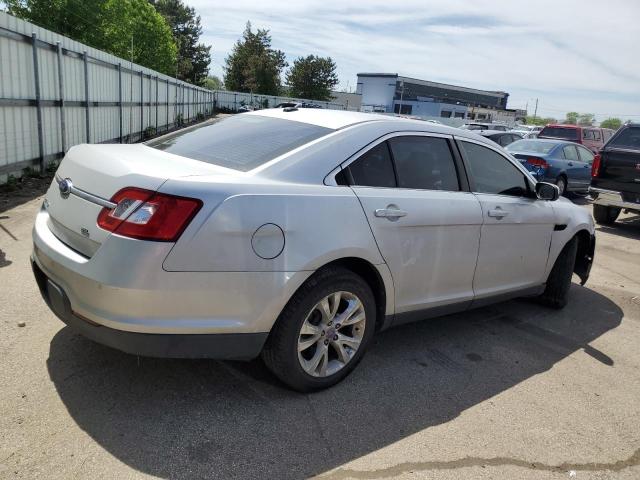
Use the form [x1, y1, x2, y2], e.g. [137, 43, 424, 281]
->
[32, 109, 595, 391]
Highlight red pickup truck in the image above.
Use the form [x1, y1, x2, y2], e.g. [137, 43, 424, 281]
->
[539, 125, 615, 154]
[589, 123, 640, 225]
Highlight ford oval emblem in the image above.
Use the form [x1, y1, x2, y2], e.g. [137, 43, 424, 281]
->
[58, 178, 72, 198]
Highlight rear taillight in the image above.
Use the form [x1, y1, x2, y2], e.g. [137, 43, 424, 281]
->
[97, 187, 202, 241]
[591, 154, 601, 177]
[526, 157, 548, 169]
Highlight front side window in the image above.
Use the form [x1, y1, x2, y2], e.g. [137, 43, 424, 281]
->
[459, 141, 529, 197]
[388, 136, 460, 191]
[592, 130, 602, 141]
[583, 130, 595, 140]
[347, 142, 396, 188]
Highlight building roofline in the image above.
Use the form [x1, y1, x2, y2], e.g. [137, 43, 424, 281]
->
[357, 73, 399, 78]
[397, 75, 507, 97]
[356, 72, 507, 98]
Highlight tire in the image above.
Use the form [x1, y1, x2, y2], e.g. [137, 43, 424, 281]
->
[593, 204, 620, 225]
[261, 266, 376, 392]
[555, 176, 567, 196]
[538, 237, 578, 309]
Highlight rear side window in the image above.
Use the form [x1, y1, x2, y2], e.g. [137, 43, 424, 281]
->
[608, 127, 640, 149]
[577, 146, 594, 163]
[388, 136, 460, 191]
[147, 115, 331, 172]
[347, 142, 396, 188]
[563, 145, 579, 161]
[459, 141, 528, 197]
[540, 127, 579, 140]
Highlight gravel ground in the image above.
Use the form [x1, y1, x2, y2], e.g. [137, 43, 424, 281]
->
[0, 196, 639, 480]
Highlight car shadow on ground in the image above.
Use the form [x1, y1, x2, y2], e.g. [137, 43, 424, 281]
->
[596, 213, 640, 241]
[47, 284, 622, 480]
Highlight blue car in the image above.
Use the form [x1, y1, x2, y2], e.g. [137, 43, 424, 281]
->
[506, 139, 594, 196]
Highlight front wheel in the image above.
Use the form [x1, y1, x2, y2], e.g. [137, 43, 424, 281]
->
[538, 237, 578, 309]
[262, 267, 376, 392]
[593, 204, 620, 225]
[555, 176, 567, 196]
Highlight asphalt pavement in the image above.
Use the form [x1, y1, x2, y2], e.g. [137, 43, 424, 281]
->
[1, 195, 639, 479]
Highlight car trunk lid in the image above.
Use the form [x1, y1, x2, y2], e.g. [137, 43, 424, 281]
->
[44, 143, 233, 257]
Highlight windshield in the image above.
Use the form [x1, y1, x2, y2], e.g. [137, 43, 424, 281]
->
[539, 126, 579, 140]
[147, 114, 332, 171]
[507, 140, 556, 154]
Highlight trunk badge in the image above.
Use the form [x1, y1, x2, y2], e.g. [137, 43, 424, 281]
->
[58, 178, 72, 198]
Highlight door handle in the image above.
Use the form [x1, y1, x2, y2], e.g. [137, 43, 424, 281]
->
[374, 207, 408, 219]
[488, 208, 509, 219]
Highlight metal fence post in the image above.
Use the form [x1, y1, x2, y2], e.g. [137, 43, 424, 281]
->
[56, 41, 66, 154]
[234, 93, 237, 111]
[83, 51, 90, 143]
[148, 73, 152, 132]
[166, 79, 170, 131]
[118, 63, 123, 143]
[155, 76, 159, 133]
[31, 33, 45, 173]
[139, 71, 144, 140]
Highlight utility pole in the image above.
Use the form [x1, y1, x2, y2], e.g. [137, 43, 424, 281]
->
[533, 98, 538, 121]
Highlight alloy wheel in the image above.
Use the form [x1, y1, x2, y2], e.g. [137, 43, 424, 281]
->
[297, 291, 366, 377]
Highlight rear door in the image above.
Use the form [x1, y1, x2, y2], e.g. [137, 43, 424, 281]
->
[574, 145, 595, 188]
[456, 138, 555, 299]
[561, 144, 587, 189]
[344, 133, 483, 317]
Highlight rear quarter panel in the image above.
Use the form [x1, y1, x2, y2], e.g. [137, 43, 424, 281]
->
[161, 181, 385, 273]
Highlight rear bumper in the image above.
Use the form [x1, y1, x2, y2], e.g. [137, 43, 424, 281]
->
[589, 187, 640, 211]
[32, 259, 267, 359]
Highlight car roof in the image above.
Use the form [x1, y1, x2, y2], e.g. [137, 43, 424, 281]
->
[544, 124, 600, 130]
[246, 108, 482, 139]
[479, 130, 515, 136]
[511, 138, 577, 147]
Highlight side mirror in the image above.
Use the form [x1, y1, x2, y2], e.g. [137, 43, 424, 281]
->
[535, 182, 559, 201]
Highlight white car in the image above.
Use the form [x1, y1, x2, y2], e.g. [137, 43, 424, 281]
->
[32, 109, 596, 391]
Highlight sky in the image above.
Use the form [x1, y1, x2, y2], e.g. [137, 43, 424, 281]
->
[191, 0, 640, 121]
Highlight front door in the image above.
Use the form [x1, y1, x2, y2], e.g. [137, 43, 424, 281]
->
[457, 139, 556, 300]
[343, 134, 483, 316]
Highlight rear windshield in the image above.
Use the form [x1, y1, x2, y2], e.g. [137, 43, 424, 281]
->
[147, 114, 332, 171]
[539, 126, 579, 140]
[506, 140, 556, 154]
[608, 127, 640, 150]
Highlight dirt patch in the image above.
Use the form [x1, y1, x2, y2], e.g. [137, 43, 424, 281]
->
[0, 174, 53, 213]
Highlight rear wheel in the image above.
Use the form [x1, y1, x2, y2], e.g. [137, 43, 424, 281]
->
[593, 204, 620, 225]
[262, 267, 376, 392]
[538, 237, 578, 309]
[555, 176, 567, 196]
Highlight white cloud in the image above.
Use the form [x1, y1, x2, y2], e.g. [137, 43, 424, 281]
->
[189, 0, 640, 121]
